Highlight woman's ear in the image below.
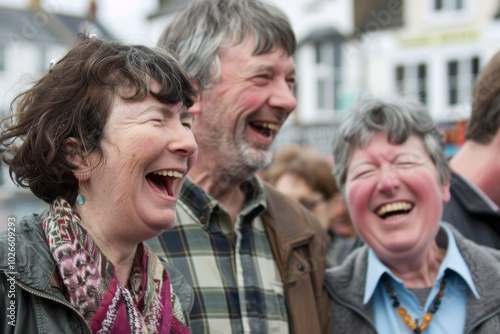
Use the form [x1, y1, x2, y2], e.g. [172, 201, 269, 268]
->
[65, 138, 93, 182]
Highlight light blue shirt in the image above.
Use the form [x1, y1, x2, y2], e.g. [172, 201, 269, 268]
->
[364, 223, 480, 333]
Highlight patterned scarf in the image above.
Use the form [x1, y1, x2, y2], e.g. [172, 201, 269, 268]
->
[41, 198, 191, 334]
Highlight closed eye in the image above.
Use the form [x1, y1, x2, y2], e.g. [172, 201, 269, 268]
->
[181, 110, 194, 129]
[349, 164, 377, 180]
[353, 169, 376, 179]
[150, 118, 164, 125]
[396, 162, 416, 168]
[252, 75, 272, 86]
[394, 154, 423, 169]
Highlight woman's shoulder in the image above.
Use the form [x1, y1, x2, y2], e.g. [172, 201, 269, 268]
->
[325, 245, 368, 289]
[0, 213, 44, 241]
[0, 212, 48, 273]
[448, 222, 500, 261]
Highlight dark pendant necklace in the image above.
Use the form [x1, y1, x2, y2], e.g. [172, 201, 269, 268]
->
[382, 271, 448, 333]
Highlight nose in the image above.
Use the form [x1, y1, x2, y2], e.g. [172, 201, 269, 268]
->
[377, 166, 400, 194]
[169, 125, 198, 157]
[268, 79, 297, 114]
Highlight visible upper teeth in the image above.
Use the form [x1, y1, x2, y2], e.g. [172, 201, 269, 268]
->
[153, 170, 183, 178]
[253, 121, 280, 132]
[377, 202, 412, 216]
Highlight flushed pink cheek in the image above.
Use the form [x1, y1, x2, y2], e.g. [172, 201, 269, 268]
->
[345, 182, 373, 226]
[237, 87, 268, 108]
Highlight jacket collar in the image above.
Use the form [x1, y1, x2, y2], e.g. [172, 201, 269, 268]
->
[260, 182, 317, 273]
[262, 182, 316, 244]
[179, 176, 267, 230]
[450, 172, 500, 214]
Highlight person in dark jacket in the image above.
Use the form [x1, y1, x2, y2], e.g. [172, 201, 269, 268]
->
[0, 34, 197, 333]
[325, 97, 500, 333]
[443, 51, 500, 249]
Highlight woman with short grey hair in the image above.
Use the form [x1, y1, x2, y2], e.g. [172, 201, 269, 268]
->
[325, 97, 500, 333]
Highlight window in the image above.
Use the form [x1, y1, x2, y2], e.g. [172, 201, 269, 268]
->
[433, 0, 464, 12]
[447, 56, 479, 105]
[395, 63, 428, 104]
[314, 41, 342, 112]
[428, 0, 468, 15]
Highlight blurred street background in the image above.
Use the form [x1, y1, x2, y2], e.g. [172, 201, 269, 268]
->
[2, 0, 499, 226]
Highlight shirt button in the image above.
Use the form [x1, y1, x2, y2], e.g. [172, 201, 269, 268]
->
[298, 263, 305, 271]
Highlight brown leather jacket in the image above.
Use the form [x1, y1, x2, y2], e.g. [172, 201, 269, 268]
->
[262, 183, 333, 334]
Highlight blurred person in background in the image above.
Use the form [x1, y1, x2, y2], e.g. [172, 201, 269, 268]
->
[147, 0, 332, 333]
[325, 97, 500, 333]
[443, 51, 500, 249]
[265, 144, 359, 267]
[0, 35, 196, 333]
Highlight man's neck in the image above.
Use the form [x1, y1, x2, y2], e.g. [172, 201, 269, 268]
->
[450, 140, 500, 207]
[188, 164, 248, 224]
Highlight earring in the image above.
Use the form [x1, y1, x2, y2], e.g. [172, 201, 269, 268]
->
[49, 59, 56, 73]
[76, 194, 86, 206]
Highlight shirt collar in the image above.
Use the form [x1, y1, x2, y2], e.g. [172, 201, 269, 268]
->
[364, 223, 480, 304]
[179, 176, 267, 226]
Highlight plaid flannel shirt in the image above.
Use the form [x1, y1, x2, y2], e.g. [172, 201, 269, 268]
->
[148, 177, 290, 333]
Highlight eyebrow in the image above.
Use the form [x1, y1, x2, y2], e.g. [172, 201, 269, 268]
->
[151, 104, 190, 120]
[348, 161, 376, 173]
[156, 105, 175, 118]
[252, 64, 296, 76]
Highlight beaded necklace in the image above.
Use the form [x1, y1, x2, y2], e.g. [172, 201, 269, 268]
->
[382, 271, 448, 333]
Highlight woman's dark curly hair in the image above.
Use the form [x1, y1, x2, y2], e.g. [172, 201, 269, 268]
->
[0, 34, 197, 204]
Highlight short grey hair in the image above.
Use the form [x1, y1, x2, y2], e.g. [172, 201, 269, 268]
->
[332, 97, 450, 193]
[158, 0, 297, 90]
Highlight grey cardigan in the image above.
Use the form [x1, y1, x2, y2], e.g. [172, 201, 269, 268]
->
[324, 223, 500, 334]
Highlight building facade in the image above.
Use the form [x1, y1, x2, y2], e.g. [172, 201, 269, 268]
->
[0, 3, 112, 227]
[148, 0, 500, 156]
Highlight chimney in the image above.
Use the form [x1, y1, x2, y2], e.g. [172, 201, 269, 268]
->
[28, 0, 41, 9]
[88, 0, 97, 20]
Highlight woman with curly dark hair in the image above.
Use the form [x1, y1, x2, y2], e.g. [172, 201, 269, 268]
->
[0, 34, 197, 333]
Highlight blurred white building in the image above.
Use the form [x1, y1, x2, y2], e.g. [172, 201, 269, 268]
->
[3, 0, 500, 225]
[147, 0, 500, 155]
[0, 0, 112, 227]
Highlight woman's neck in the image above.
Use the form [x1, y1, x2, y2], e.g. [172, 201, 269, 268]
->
[383, 242, 446, 289]
[74, 206, 138, 287]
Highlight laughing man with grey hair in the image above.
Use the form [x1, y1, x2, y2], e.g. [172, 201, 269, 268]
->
[147, 0, 332, 333]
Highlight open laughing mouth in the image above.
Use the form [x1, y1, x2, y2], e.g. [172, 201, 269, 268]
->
[376, 201, 414, 220]
[146, 169, 183, 197]
[248, 121, 280, 138]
